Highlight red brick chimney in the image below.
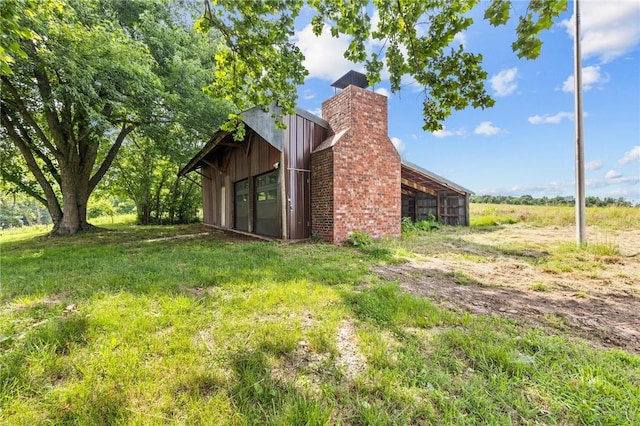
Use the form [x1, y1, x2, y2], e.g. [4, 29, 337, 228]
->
[311, 71, 401, 243]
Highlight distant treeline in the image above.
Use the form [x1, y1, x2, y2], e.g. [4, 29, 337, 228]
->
[471, 195, 636, 207]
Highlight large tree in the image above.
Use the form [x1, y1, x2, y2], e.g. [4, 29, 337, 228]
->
[100, 2, 232, 225]
[198, 0, 567, 131]
[0, 0, 229, 234]
[1, 0, 160, 234]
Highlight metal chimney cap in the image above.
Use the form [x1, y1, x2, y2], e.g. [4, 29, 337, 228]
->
[330, 70, 369, 89]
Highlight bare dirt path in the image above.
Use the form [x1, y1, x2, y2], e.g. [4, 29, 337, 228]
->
[374, 225, 640, 353]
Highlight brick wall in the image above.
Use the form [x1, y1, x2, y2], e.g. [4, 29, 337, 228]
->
[310, 148, 334, 241]
[322, 89, 352, 133]
[313, 85, 401, 244]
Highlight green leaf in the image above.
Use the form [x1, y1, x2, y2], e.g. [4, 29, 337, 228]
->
[484, 0, 511, 26]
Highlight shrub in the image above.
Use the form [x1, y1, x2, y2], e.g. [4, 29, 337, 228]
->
[87, 199, 115, 219]
[401, 214, 440, 234]
[345, 230, 372, 247]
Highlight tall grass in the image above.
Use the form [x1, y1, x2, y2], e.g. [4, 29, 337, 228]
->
[470, 203, 639, 229]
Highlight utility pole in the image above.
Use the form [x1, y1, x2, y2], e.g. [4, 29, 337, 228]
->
[574, 0, 586, 245]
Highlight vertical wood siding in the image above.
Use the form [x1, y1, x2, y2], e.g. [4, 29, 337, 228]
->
[201, 166, 214, 225]
[200, 130, 281, 233]
[283, 114, 328, 239]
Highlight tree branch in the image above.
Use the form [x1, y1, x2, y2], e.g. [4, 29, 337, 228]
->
[88, 124, 135, 194]
[0, 76, 62, 160]
[1, 112, 63, 218]
[31, 59, 68, 153]
[13, 114, 62, 186]
[0, 173, 48, 207]
[54, 68, 76, 146]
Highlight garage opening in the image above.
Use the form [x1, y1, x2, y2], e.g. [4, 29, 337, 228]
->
[254, 171, 279, 237]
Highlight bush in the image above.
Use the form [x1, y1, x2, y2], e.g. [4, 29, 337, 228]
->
[401, 215, 440, 234]
[345, 230, 372, 247]
[87, 199, 115, 219]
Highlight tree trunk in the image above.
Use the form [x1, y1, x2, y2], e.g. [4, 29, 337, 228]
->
[167, 176, 180, 224]
[49, 160, 97, 235]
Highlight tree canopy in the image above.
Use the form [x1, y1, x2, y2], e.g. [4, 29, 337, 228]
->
[198, 0, 567, 131]
[0, 0, 230, 234]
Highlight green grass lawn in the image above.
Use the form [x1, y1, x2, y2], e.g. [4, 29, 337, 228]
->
[1, 218, 639, 425]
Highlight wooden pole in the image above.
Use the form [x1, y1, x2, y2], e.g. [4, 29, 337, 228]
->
[574, 0, 587, 245]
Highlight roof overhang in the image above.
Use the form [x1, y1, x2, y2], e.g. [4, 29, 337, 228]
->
[179, 105, 329, 177]
[401, 160, 474, 196]
[178, 130, 232, 176]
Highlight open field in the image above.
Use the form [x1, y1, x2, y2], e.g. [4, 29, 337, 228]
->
[1, 207, 639, 424]
[469, 203, 639, 229]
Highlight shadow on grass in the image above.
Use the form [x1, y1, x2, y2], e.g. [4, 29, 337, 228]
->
[227, 350, 333, 424]
[1, 225, 374, 302]
[1, 315, 90, 410]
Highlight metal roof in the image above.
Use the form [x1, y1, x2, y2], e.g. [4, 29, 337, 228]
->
[178, 130, 231, 176]
[312, 128, 349, 153]
[331, 70, 369, 90]
[401, 160, 474, 195]
[240, 104, 330, 150]
[178, 106, 329, 176]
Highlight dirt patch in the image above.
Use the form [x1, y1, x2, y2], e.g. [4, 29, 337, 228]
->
[269, 312, 330, 395]
[336, 320, 367, 380]
[374, 225, 640, 353]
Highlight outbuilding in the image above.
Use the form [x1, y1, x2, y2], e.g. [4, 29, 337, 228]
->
[179, 71, 472, 243]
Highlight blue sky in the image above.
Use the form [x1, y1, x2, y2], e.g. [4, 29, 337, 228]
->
[291, 1, 640, 202]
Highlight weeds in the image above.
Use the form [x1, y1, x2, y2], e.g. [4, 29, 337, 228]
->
[529, 282, 550, 292]
[471, 214, 519, 227]
[401, 215, 441, 234]
[533, 241, 623, 274]
[344, 230, 372, 247]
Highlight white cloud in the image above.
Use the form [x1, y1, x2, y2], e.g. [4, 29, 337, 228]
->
[474, 121, 503, 136]
[513, 181, 569, 193]
[479, 181, 573, 197]
[374, 87, 390, 97]
[431, 126, 466, 138]
[390, 136, 405, 153]
[562, 65, 609, 92]
[490, 68, 518, 97]
[528, 111, 573, 124]
[294, 24, 361, 81]
[370, 9, 380, 33]
[309, 107, 322, 118]
[561, 1, 640, 63]
[588, 175, 639, 187]
[605, 170, 622, 180]
[479, 174, 640, 199]
[618, 146, 640, 165]
[453, 31, 466, 46]
[302, 90, 315, 100]
[585, 160, 603, 171]
[432, 128, 452, 138]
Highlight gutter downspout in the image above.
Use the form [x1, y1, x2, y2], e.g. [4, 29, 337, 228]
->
[280, 144, 287, 241]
